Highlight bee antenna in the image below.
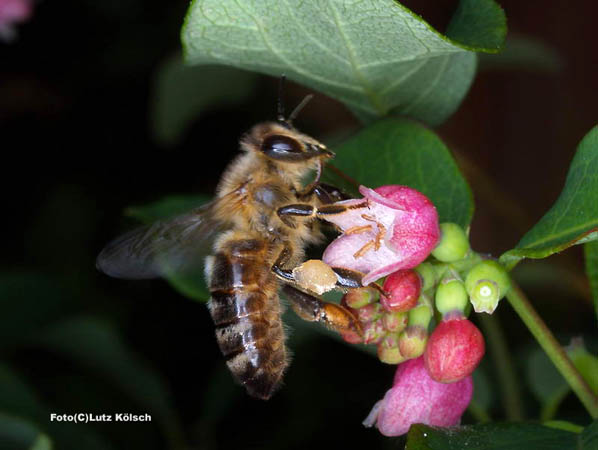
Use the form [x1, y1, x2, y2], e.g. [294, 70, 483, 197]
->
[277, 75, 287, 123]
[287, 94, 314, 124]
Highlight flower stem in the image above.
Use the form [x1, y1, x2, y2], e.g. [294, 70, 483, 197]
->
[506, 282, 598, 418]
[477, 313, 525, 420]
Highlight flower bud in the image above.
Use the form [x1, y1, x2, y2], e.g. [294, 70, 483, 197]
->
[382, 310, 408, 333]
[398, 326, 428, 359]
[414, 262, 436, 291]
[363, 319, 386, 345]
[432, 223, 470, 262]
[380, 269, 421, 312]
[435, 276, 469, 318]
[356, 303, 383, 322]
[424, 317, 485, 383]
[363, 356, 473, 436]
[377, 333, 405, 365]
[465, 260, 511, 314]
[407, 301, 433, 328]
[342, 286, 378, 309]
[339, 329, 363, 344]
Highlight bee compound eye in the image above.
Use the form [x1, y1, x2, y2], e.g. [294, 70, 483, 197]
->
[261, 134, 304, 160]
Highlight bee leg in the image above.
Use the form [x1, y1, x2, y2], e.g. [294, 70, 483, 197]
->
[281, 285, 363, 337]
[331, 267, 388, 297]
[271, 245, 295, 282]
[314, 183, 352, 203]
[277, 201, 368, 227]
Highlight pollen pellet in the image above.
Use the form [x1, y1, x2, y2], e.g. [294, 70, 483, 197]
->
[292, 259, 337, 295]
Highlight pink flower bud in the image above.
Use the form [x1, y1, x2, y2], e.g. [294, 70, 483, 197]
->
[322, 185, 439, 286]
[424, 317, 485, 383]
[380, 269, 421, 312]
[339, 328, 363, 344]
[363, 356, 473, 436]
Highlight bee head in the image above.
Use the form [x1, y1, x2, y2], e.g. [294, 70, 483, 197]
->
[257, 127, 334, 162]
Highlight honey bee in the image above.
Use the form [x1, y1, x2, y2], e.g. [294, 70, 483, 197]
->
[96, 90, 367, 399]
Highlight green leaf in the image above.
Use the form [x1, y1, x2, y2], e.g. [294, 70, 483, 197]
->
[34, 317, 184, 448]
[405, 422, 578, 450]
[479, 34, 563, 73]
[580, 419, 598, 449]
[0, 413, 53, 450]
[445, 0, 506, 50]
[543, 421, 583, 434]
[126, 194, 213, 300]
[500, 126, 598, 270]
[567, 341, 598, 395]
[181, 0, 506, 125]
[524, 347, 569, 421]
[326, 117, 473, 227]
[151, 54, 259, 146]
[585, 241, 598, 325]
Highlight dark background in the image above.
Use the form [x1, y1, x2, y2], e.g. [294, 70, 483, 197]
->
[2, 0, 597, 449]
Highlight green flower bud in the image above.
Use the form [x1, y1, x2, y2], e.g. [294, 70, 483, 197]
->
[398, 327, 428, 359]
[414, 262, 436, 291]
[431, 223, 470, 262]
[435, 277, 468, 318]
[407, 302, 433, 328]
[465, 260, 511, 314]
[343, 286, 379, 309]
[377, 333, 406, 365]
[363, 319, 386, 345]
[382, 310, 409, 333]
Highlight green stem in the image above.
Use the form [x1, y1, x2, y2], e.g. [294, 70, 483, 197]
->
[477, 313, 525, 420]
[506, 283, 598, 418]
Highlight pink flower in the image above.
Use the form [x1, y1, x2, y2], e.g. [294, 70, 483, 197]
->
[322, 185, 439, 286]
[363, 356, 473, 436]
[424, 317, 485, 383]
[0, 0, 33, 42]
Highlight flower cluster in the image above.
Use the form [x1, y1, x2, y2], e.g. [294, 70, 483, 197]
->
[317, 185, 511, 436]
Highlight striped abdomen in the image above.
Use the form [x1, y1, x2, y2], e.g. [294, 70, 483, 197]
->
[207, 237, 286, 400]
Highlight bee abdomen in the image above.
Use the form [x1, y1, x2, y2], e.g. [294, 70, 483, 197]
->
[207, 242, 287, 400]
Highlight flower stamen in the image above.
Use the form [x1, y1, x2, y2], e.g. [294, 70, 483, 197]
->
[361, 214, 386, 250]
[345, 224, 373, 235]
[353, 240, 376, 259]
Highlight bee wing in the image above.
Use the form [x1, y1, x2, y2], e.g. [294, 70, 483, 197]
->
[96, 202, 223, 280]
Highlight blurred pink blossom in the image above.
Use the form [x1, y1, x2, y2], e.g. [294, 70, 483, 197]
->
[0, 0, 33, 42]
[363, 356, 473, 436]
[322, 185, 439, 285]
